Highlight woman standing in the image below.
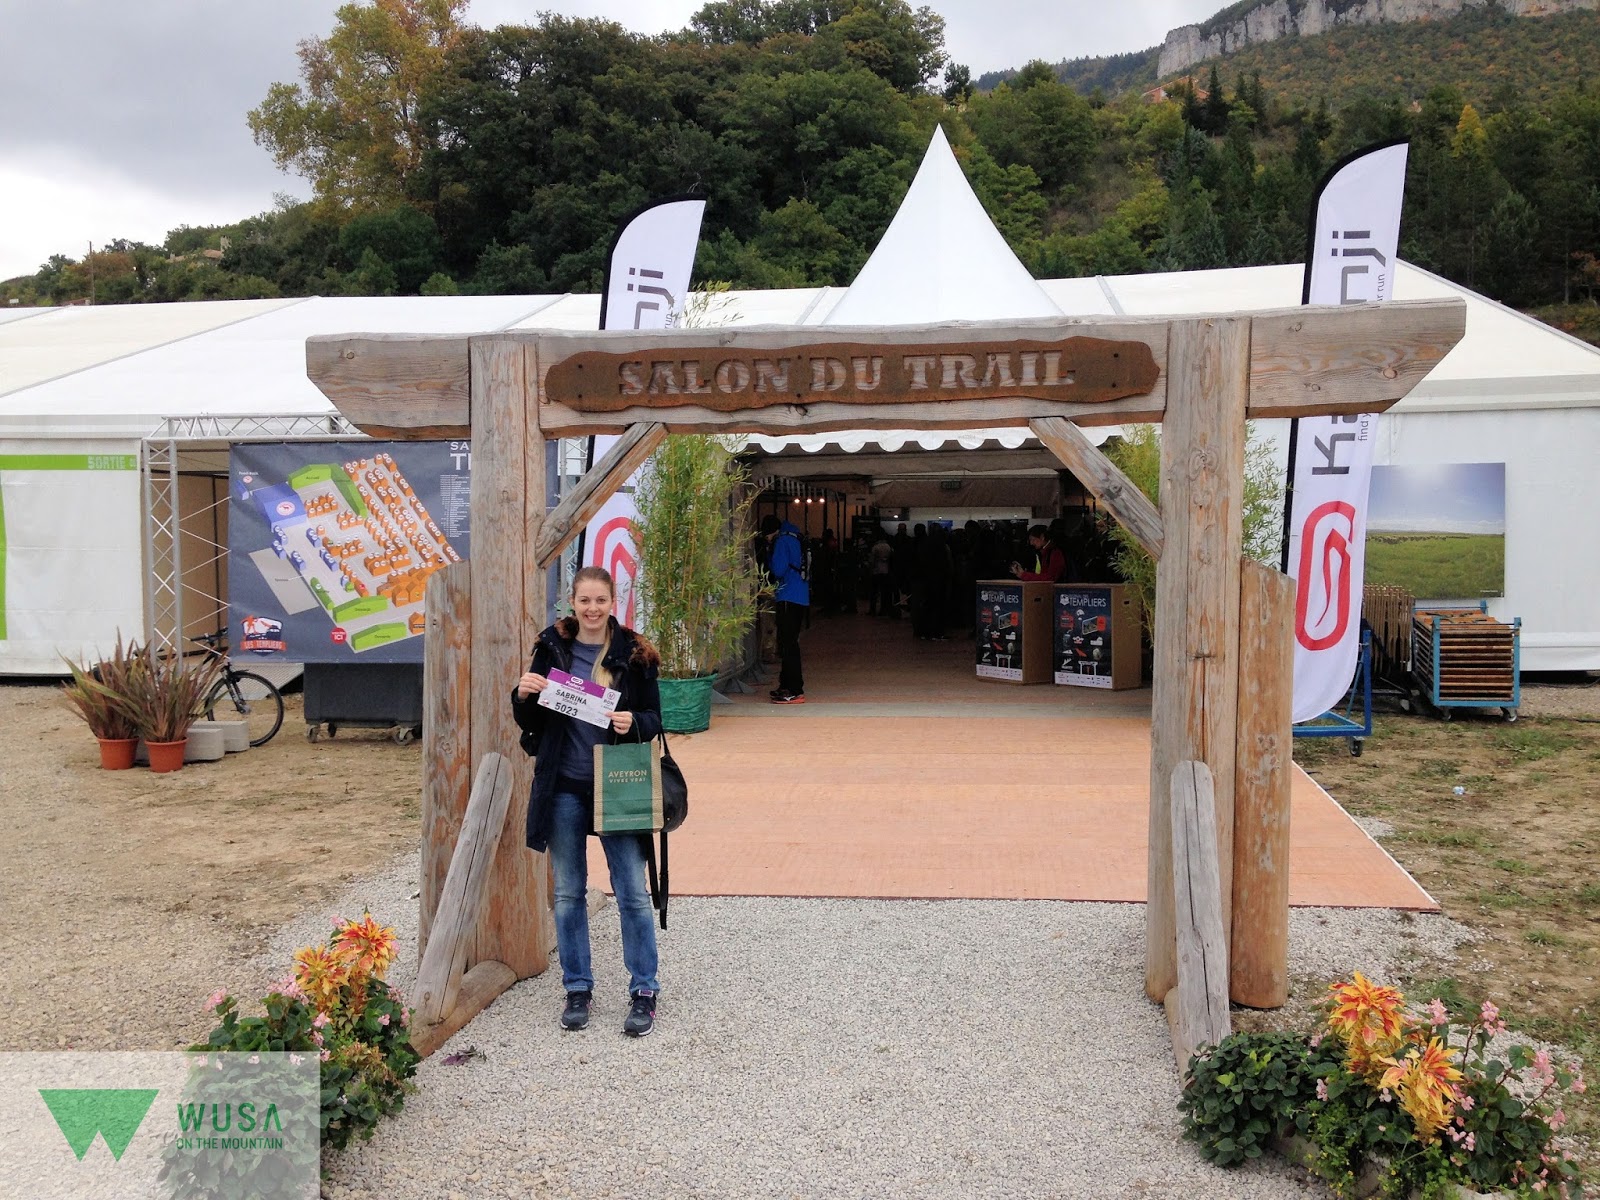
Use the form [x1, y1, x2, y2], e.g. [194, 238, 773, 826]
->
[511, 566, 663, 1036]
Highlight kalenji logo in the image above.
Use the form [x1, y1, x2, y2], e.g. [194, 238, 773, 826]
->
[1295, 501, 1358, 652]
[590, 516, 639, 628]
[239, 616, 287, 654]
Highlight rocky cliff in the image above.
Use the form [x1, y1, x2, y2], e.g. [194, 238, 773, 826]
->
[1157, 0, 1598, 79]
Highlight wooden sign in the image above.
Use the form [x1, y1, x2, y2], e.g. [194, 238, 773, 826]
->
[543, 336, 1160, 413]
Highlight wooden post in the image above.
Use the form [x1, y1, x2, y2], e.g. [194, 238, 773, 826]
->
[414, 753, 516, 1030]
[1169, 760, 1232, 1076]
[1230, 560, 1294, 1008]
[1146, 316, 1248, 1003]
[419, 563, 471, 961]
[467, 338, 552, 978]
[409, 961, 518, 1060]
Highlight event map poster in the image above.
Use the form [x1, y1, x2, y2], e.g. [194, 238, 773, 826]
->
[228, 442, 471, 663]
[1055, 586, 1115, 687]
[976, 583, 1024, 681]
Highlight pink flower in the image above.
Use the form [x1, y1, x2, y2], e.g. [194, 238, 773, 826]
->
[1316, 1079, 1328, 1101]
[1534, 1049, 1556, 1085]
[1572, 1077, 1587, 1095]
[400, 1006, 410, 1026]
[312, 1030, 324, 1047]
[1550, 1109, 1567, 1132]
[377, 1012, 390, 1026]
[1533, 1181, 1546, 1192]
[1379, 1088, 1393, 1103]
[1465, 1132, 1476, 1151]
[206, 989, 228, 1011]
[319, 1049, 331, 1062]
[289, 1054, 303, 1066]
[1481, 1000, 1501, 1024]
[247, 1054, 259, 1064]
[1310, 1032, 1322, 1048]
[312, 1012, 330, 1029]
[1426, 998, 1449, 1027]
[1459, 1093, 1476, 1111]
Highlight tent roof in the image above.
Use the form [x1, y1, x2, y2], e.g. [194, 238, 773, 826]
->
[0, 265, 1594, 442]
[819, 127, 1060, 328]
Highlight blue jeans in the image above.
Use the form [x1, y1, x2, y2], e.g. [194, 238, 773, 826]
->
[547, 790, 659, 996]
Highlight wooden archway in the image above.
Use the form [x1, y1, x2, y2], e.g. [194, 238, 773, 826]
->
[307, 300, 1465, 1062]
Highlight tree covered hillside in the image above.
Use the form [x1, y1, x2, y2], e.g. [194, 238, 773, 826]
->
[4, 0, 1598, 327]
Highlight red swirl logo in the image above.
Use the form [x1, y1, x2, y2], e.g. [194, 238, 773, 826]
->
[590, 516, 639, 628]
[1295, 500, 1357, 652]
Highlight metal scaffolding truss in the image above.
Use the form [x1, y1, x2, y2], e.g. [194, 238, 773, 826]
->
[141, 413, 368, 654]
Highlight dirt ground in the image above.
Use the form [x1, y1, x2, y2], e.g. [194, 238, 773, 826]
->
[0, 682, 420, 1051]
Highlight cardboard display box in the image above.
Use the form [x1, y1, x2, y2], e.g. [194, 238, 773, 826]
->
[1054, 583, 1143, 690]
[975, 580, 1053, 684]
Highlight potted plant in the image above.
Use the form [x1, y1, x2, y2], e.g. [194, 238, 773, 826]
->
[630, 435, 761, 732]
[126, 641, 225, 772]
[61, 633, 146, 769]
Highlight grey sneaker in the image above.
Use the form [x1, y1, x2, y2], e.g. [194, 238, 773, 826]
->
[561, 990, 592, 1031]
[623, 991, 656, 1037]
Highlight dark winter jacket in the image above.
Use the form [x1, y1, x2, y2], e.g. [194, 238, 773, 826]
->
[510, 617, 663, 852]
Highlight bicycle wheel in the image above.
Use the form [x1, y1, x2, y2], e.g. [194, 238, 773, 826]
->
[205, 671, 285, 747]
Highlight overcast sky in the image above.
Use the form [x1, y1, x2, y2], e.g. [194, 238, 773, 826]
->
[0, 1, 1223, 281]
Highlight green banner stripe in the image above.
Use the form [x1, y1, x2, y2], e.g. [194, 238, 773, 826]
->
[0, 454, 138, 471]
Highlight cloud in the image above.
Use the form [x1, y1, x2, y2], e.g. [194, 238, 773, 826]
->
[0, 151, 290, 281]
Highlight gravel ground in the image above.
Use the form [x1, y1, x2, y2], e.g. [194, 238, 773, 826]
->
[1518, 678, 1600, 720]
[268, 852, 1477, 1200]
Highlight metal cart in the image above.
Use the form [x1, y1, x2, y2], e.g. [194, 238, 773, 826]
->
[1409, 602, 1521, 722]
[1292, 628, 1373, 757]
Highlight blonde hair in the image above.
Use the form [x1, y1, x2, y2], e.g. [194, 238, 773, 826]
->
[571, 566, 617, 689]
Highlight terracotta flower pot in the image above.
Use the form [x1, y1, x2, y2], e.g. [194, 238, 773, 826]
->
[146, 739, 187, 773]
[97, 737, 138, 770]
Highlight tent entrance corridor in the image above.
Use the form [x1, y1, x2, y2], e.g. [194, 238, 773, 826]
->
[588, 609, 1436, 909]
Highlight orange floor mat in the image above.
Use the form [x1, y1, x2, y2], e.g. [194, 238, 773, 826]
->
[589, 612, 1435, 910]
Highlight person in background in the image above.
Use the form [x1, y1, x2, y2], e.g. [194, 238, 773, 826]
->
[868, 529, 894, 616]
[1010, 524, 1067, 583]
[511, 566, 663, 1037]
[762, 514, 809, 703]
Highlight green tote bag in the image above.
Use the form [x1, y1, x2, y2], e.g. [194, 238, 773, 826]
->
[594, 740, 664, 834]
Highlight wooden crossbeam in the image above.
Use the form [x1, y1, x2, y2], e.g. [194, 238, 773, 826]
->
[533, 422, 666, 568]
[1030, 416, 1164, 560]
[304, 300, 1465, 439]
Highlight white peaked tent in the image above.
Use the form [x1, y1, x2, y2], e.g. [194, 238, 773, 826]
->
[746, 126, 1083, 518]
[822, 126, 1062, 325]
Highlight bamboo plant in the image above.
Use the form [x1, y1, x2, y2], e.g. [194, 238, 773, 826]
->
[629, 436, 761, 678]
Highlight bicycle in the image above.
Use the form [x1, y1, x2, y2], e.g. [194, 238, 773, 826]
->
[192, 630, 286, 748]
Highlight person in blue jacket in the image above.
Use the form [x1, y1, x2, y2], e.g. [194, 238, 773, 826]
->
[511, 566, 664, 1037]
[762, 514, 809, 703]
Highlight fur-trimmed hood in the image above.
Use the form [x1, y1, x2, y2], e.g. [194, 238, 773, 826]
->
[542, 616, 660, 671]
